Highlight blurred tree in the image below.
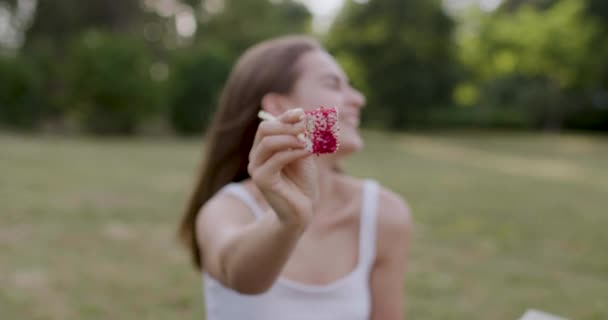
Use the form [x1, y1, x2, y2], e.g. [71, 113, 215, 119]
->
[500, 0, 556, 11]
[575, 0, 608, 130]
[63, 31, 161, 135]
[0, 55, 43, 130]
[458, 0, 607, 130]
[588, 0, 608, 23]
[0, 0, 314, 134]
[327, 0, 458, 129]
[6, 0, 167, 133]
[160, 0, 313, 135]
[24, 0, 143, 47]
[194, 0, 312, 57]
[167, 46, 231, 135]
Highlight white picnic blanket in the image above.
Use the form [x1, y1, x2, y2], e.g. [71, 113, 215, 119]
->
[519, 309, 569, 320]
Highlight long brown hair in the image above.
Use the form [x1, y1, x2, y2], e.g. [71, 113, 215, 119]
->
[179, 35, 321, 270]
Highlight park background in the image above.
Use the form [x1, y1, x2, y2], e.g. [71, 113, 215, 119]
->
[1, 0, 607, 319]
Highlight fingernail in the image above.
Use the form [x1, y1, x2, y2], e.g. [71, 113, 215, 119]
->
[297, 133, 306, 143]
[289, 108, 304, 117]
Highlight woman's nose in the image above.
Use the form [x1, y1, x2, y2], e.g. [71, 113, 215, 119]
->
[347, 86, 365, 109]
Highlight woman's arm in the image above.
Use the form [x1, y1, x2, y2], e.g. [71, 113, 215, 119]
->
[196, 195, 305, 295]
[370, 189, 412, 320]
[197, 108, 317, 295]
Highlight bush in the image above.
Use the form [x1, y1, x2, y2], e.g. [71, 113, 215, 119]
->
[167, 47, 231, 135]
[564, 109, 608, 131]
[419, 105, 532, 129]
[0, 55, 44, 130]
[475, 74, 572, 129]
[63, 31, 161, 135]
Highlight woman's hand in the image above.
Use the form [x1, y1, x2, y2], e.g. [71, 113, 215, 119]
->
[248, 108, 318, 230]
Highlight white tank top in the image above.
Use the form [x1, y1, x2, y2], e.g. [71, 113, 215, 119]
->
[202, 180, 380, 320]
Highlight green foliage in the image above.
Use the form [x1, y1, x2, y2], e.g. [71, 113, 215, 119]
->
[462, 0, 602, 87]
[457, 0, 608, 130]
[0, 55, 44, 130]
[163, 0, 312, 135]
[499, 0, 556, 12]
[24, 0, 143, 46]
[588, 0, 608, 23]
[167, 47, 231, 135]
[425, 105, 533, 129]
[0, 0, 314, 135]
[63, 31, 161, 135]
[327, 0, 458, 129]
[565, 109, 608, 131]
[2, 0, 608, 133]
[196, 0, 312, 55]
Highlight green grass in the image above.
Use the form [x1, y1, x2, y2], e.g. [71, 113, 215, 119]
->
[1, 131, 607, 320]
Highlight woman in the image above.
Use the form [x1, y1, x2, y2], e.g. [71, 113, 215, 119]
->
[179, 35, 412, 320]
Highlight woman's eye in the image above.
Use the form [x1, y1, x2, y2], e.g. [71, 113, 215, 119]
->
[325, 79, 340, 89]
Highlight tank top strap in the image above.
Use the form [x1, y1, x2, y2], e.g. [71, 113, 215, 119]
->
[221, 183, 264, 219]
[359, 179, 379, 268]
[222, 181, 379, 267]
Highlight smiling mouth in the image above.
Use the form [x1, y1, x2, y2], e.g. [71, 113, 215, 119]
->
[342, 117, 360, 128]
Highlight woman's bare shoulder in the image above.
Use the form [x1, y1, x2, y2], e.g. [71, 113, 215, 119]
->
[374, 184, 412, 255]
[340, 175, 412, 227]
[195, 185, 258, 242]
[194, 184, 260, 280]
[376, 185, 412, 226]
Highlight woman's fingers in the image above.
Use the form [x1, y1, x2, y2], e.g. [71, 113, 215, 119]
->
[253, 117, 306, 147]
[250, 134, 306, 166]
[248, 108, 310, 186]
[254, 148, 311, 182]
[277, 108, 305, 124]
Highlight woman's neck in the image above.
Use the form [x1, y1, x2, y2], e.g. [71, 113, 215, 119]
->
[314, 157, 343, 206]
[243, 156, 345, 213]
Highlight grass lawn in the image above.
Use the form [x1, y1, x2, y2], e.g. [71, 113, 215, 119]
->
[1, 130, 607, 319]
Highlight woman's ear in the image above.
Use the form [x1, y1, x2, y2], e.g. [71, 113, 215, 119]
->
[261, 93, 290, 117]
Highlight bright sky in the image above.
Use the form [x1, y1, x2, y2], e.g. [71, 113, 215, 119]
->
[299, 0, 503, 32]
[300, 0, 345, 16]
[300, 0, 503, 15]
[298, 0, 346, 33]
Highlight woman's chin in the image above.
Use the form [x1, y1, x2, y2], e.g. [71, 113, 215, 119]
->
[317, 139, 362, 169]
[336, 137, 364, 157]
